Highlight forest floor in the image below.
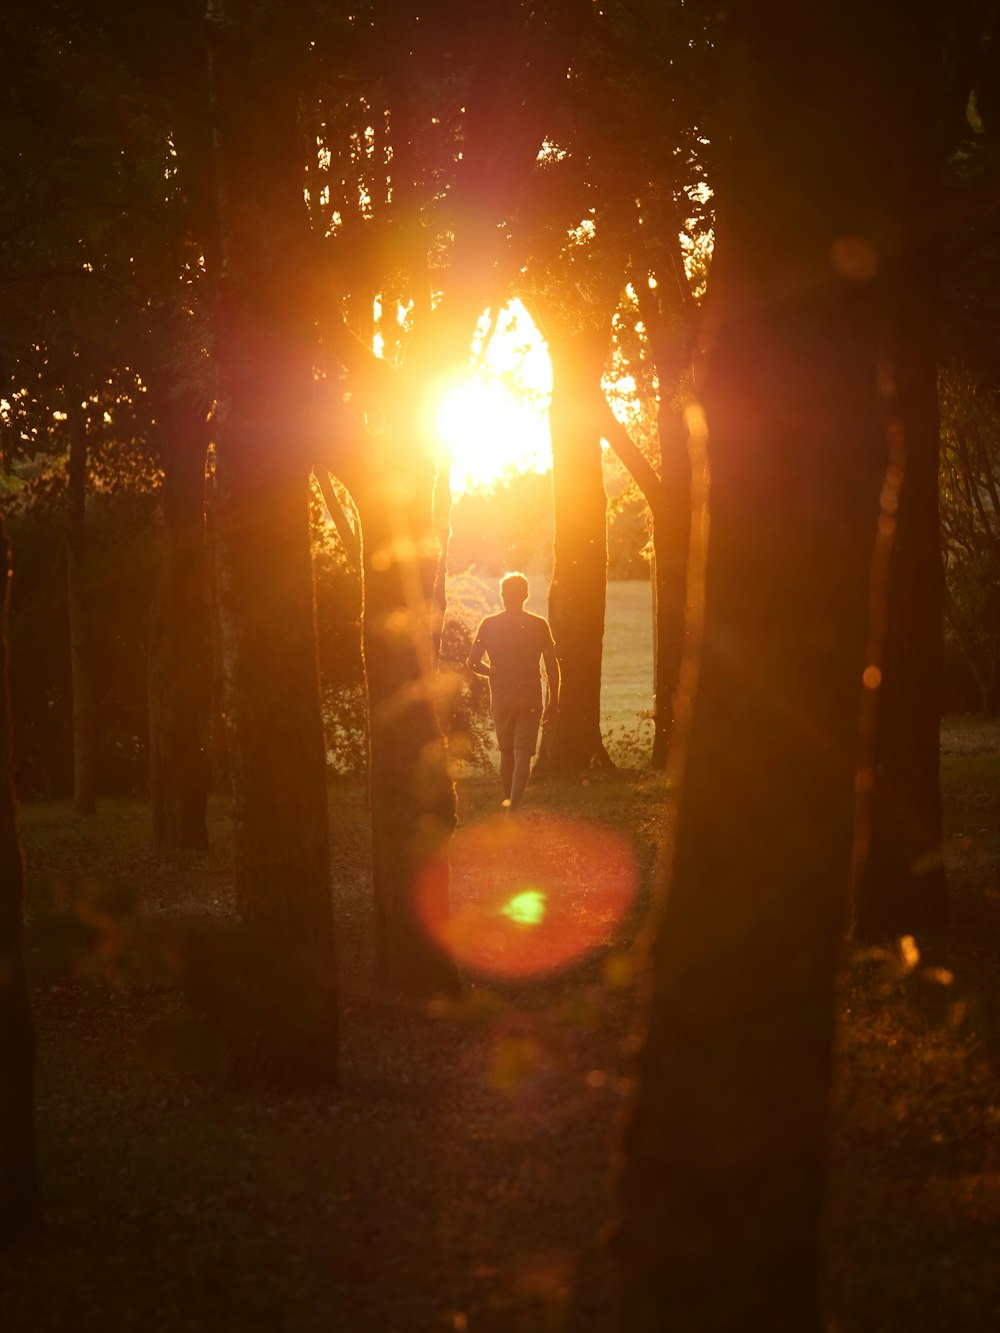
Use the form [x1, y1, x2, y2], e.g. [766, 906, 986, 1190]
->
[1, 717, 999, 1332]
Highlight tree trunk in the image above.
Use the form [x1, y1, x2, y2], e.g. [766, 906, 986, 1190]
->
[855, 260, 948, 939]
[0, 515, 40, 1241]
[356, 430, 461, 998]
[649, 526, 679, 770]
[649, 404, 692, 769]
[632, 247, 697, 773]
[66, 398, 97, 816]
[203, 471, 232, 794]
[148, 396, 211, 850]
[536, 322, 613, 774]
[854, 24, 949, 941]
[207, 0, 337, 1085]
[618, 5, 892, 1326]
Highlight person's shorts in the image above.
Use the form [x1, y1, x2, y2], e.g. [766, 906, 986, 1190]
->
[491, 696, 542, 755]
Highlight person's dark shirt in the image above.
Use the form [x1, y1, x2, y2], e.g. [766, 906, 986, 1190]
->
[470, 610, 555, 703]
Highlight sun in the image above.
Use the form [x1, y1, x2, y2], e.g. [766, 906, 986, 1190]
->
[431, 300, 552, 494]
[436, 379, 550, 493]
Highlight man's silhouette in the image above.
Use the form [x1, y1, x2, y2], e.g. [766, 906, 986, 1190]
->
[467, 573, 560, 814]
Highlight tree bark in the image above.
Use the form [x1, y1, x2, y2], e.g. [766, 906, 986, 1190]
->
[855, 250, 948, 939]
[854, 18, 949, 941]
[356, 438, 460, 997]
[618, 5, 892, 1326]
[207, 0, 337, 1085]
[0, 515, 40, 1241]
[65, 397, 97, 816]
[536, 320, 613, 774]
[321, 326, 462, 1000]
[631, 251, 697, 771]
[148, 394, 211, 850]
[649, 402, 692, 769]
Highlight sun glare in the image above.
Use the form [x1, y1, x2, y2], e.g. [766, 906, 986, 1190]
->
[432, 301, 552, 494]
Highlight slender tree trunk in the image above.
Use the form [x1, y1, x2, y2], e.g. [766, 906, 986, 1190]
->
[650, 405, 692, 769]
[431, 445, 453, 658]
[631, 259, 696, 773]
[356, 429, 460, 998]
[65, 398, 96, 816]
[536, 322, 613, 774]
[0, 515, 40, 1241]
[207, 0, 337, 1085]
[649, 526, 677, 770]
[854, 25, 949, 941]
[855, 257, 948, 939]
[203, 468, 231, 794]
[618, 5, 892, 1326]
[148, 397, 211, 850]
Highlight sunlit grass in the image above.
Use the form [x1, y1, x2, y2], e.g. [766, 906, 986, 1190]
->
[601, 579, 654, 759]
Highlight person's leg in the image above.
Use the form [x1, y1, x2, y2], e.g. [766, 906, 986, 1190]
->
[492, 699, 517, 807]
[508, 748, 532, 811]
[508, 703, 542, 812]
[499, 748, 515, 804]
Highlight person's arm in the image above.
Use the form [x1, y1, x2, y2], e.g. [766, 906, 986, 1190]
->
[466, 626, 491, 679]
[542, 644, 560, 722]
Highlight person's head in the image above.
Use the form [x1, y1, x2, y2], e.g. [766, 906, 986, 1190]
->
[500, 572, 529, 610]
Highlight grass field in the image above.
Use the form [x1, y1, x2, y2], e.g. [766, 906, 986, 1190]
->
[600, 580, 654, 757]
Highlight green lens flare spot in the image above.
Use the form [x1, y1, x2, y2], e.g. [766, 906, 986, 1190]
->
[501, 888, 546, 927]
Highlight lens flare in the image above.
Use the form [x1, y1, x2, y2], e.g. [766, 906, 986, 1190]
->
[502, 888, 546, 926]
[416, 813, 636, 978]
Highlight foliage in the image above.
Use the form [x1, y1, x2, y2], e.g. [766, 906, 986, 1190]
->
[939, 367, 1000, 712]
[311, 498, 366, 776]
[603, 433, 652, 579]
[0, 0, 211, 809]
[6, 474, 158, 800]
[0, 0, 204, 420]
[602, 711, 654, 768]
[437, 616, 494, 774]
[447, 470, 556, 577]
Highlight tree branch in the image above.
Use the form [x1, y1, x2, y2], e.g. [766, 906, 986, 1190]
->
[314, 467, 360, 570]
[596, 394, 663, 506]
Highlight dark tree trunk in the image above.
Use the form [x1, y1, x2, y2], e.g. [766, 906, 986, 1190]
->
[618, 5, 893, 1327]
[207, 0, 337, 1085]
[0, 515, 40, 1241]
[855, 257, 948, 939]
[649, 524, 679, 770]
[66, 399, 96, 816]
[649, 404, 692, 770]
[854, 24, 949, 941]
[148, 396, 211, 850]
[356, 431, 461, 998]
[536, 321, 613, 774]
[630, 243, 698, 773]
[203, 474, 231, 794]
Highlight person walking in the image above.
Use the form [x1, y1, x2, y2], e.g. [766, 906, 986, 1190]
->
[467, 573, 560, 814]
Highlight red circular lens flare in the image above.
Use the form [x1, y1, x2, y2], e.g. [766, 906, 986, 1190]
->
[417, 814, 636, 978]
